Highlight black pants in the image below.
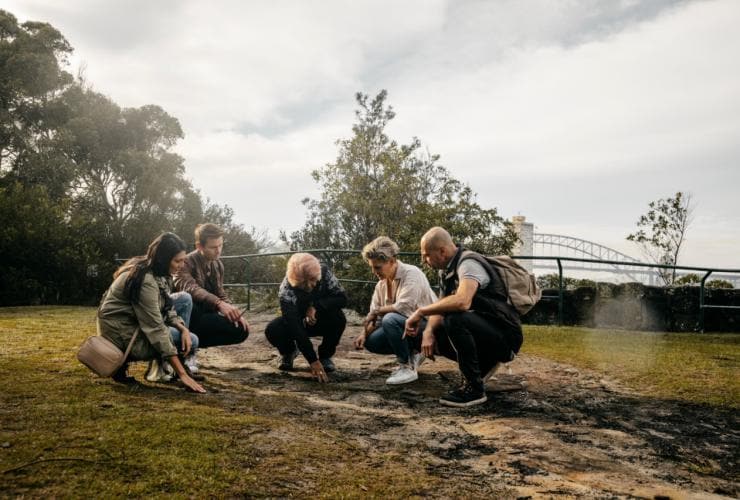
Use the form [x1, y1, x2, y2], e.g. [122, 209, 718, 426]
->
[436, 311, 522, 392]
[264, 309, 346, 360]
[190, 302, 249, 349]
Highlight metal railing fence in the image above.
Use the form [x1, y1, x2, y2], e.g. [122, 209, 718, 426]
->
[219, 250, 739, 332]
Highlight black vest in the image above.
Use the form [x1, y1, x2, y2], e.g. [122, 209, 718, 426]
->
[442, 246, 521, 331]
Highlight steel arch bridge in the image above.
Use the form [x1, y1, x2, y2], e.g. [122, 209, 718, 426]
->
[530, 233, 649, 281]
[533, 234, 640, 263]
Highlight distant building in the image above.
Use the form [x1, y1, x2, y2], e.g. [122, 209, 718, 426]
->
[511, 215, 533, 271]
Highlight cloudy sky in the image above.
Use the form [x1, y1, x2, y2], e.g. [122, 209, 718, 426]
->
[6, 0, 740, 268]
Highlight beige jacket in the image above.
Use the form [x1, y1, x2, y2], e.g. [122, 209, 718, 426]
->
[97, 270, 178, 360]
[369, 261, 437, 318]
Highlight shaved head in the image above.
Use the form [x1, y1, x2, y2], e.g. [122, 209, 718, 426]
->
[421, 227, 454, 252]
[420, 227, 457, 270]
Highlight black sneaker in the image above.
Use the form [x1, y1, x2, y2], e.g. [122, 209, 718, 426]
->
[279, 349, 299, 371]
[319, 358, 336, 373]
[111, 364, 137, 385]
[439, 384, 487, 408]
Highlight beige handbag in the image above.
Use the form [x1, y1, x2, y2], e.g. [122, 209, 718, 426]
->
[77, 331, 139, 377]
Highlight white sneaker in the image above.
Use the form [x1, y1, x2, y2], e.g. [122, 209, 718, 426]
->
[145, 359, 174, 383]
[411, 352, 426, 370]
[184, 354, 199, 374]
[386, 365, 418, 385]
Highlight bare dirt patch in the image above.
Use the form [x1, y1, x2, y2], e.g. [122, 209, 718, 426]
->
[198, 312, 739, 498]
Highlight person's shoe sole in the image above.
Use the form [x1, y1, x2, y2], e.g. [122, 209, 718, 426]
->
[438, 394, 488, 408]
[385, 372, 419, 385]
[386, 373, 419, 385]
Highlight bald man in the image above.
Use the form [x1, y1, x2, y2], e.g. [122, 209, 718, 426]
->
[404, 227, 523, 407]
[265, 253, 347, 382]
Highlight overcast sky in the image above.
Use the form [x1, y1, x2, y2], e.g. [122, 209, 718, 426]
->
[6, 0, 740, 268]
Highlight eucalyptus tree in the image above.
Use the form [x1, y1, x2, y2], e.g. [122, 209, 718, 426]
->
[0, 9, 75, 195]
[286, 90, 517, 255]
[627, 192, 693, 285]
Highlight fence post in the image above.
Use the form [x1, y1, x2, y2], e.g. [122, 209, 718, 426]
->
[557, 259, 564, 326]
[244, 257, 252, 311]
[699, 270, 713, 333]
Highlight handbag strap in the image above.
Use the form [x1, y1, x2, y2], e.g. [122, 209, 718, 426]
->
[122, 330, 140, 361]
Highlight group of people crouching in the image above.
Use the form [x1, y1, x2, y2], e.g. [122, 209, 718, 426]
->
[96, 223, 523, 408]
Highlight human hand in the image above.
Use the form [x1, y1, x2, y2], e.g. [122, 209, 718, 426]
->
[218, 301, 242, 323]
[310, 360, 329, 383]
[354, 333, 366, 350]
[237, 316, 250, 332]
[180, 374, 206, 393]
[305, 306, 317, 327]
[181, 329, 192, 356]
[404, 310, 423, 338]
[421, 329, 436, 359]
[362, 313, 377, 335]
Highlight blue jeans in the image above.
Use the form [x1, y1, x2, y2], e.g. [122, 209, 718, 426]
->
[169, 292, 198, 355]
[364, 312, 424, 364]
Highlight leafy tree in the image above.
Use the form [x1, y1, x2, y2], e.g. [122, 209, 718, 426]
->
[0, 10, 74, 191]
[0, 10, 267, 304]
[56, 87, 193, 256]
[0, 182, 102, 305]
[672, 274, 732, 289]
[285, 90, 517, 255]
[627, 192, 693, 285]
[536, 273, 595, 290]
[675, 273, 701, 285]
[706, 279, 733, 289]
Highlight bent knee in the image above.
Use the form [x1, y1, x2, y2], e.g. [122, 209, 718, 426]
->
[442, 312, 466, 334]
[380, 312, 406, 329]
[236, 326, 249, 343]
[172, 291, 192, 305]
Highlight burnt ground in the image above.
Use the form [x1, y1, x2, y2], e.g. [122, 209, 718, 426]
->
[197, 312, 738, 499]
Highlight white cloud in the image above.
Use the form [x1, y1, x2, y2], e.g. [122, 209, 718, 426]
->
[4, 0, 740, 268]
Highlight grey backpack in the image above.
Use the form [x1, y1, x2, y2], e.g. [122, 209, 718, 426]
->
[461, 251, 542, 315]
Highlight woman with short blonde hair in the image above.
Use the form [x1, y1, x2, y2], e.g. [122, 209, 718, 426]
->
[355, 236, 437, 385]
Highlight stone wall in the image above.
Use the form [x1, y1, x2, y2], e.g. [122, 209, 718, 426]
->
[523, 283, 740, 332]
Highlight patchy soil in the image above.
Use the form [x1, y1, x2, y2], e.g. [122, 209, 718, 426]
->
[197, 312, 739, 499]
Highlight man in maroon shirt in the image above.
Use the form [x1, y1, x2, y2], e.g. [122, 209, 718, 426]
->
[174, 223, 249, 372]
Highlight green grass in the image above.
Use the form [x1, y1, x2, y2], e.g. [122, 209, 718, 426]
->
[1, 307, 738, 496]
[0, 306, 438, 497]
[522, 324, 740, 407]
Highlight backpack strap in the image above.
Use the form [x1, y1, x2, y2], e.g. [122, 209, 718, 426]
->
[458, 250, 508, 302]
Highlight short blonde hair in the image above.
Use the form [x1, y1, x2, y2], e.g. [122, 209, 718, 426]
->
[362, 236, 400, 262]
[286, 253, 321, 287]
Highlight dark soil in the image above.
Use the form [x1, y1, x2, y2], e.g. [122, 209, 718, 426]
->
[198, 312, 739, 499]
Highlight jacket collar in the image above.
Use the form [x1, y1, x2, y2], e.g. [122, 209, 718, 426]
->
[443, 245, 465, 281]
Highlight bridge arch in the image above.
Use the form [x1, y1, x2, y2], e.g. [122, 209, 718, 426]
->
[532, 233, 640, 263]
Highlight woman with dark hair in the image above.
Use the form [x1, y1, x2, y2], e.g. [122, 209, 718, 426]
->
[97, 232, 205, 393]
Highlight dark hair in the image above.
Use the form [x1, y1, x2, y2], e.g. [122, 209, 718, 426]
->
[195, 223, 224, 247]
[114, 232, 187, 304]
